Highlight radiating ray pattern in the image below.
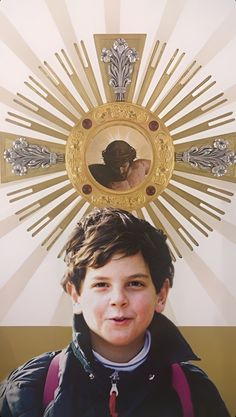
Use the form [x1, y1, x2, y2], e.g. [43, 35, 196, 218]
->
[1, 33, 235, 262]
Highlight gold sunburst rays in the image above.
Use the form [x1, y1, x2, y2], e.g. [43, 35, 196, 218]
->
[24, 76, 79, 123]
[144, 165, 235, 261]
[5, 113, 69, 141]
[13, 92, 73, 132]
[146, 49, 187, 110]
[161, 76, 216, 123]
[38, 61, 86, 117]
[169, 176, 232, 214]
[141, 203, 182, 262]
[74, 41, 103, 106]
[15, 182, 74, 221]
[55, 49, 94, 111]
[136, 40, 167, 105]
[166, 93, 227, 132]
[1, 34, 236, 262]
[39, 41, 103, 114]
[153, 198, 200, 250]
[171, 112, 235, 142]
[27, 191, 80, 237]
[7, 174, 69, 202]
[151, 59, 202, 116]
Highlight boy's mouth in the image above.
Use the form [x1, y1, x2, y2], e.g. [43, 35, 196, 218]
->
[110, 317, 131, 323]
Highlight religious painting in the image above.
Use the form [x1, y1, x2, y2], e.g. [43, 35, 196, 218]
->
[86, 125, 152, 190]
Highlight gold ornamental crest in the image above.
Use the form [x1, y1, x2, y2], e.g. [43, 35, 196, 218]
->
[1, 34, 236, 259]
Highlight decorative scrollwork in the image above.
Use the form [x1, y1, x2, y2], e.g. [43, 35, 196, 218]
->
[93, 104, 149, 124]
[101, 38, 139, 102]
[176, 138, 236, 177]
[4, 137, 65, 176]
[91, 193, 146, 210]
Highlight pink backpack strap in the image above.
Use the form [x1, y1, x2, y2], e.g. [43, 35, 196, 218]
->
[172, 363, 194, 417]
[43, 352, 61, 409]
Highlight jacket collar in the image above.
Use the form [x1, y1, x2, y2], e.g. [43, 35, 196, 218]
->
[148, 313, 199, 367]
[71, 312, 199, 374]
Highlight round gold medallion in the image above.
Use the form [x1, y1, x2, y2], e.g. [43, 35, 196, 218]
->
[66, 102, 174, 210]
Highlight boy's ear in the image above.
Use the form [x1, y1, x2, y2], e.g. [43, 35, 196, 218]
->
[155, 279, 170, 313]
[66, 282, 82, 314]
[66, 282, 79, 302]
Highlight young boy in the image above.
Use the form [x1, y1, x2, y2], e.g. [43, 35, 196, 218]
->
[0, 207, 230, 416]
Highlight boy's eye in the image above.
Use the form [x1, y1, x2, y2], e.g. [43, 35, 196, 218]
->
[128, 281, 144, 287]
[93, 282, 109, 288]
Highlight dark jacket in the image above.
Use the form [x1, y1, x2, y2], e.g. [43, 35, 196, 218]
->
[0, 313, 230, 417]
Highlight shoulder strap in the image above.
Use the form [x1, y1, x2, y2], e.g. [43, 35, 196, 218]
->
[43, 352, 61, 409]
[172, 363, 194, 417]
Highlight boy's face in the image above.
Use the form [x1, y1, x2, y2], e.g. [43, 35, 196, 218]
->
[68, 252, 169, 362]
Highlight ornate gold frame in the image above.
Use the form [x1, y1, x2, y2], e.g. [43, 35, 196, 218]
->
[66, 102, 174, 210]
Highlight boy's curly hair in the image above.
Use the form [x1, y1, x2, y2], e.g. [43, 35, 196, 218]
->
[61, 207, 174, 293]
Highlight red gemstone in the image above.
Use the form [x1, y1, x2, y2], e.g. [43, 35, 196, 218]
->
[82, 184, 92, 194]
[146, 186, 156, 196]
[82, 118, 92, 129]
[149, 120, 159, 131]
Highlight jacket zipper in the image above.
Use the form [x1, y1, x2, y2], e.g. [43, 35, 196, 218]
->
[109, 371, 119, 417]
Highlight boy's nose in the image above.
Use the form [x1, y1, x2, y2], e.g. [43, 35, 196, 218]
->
[109, 289, 128, 307]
